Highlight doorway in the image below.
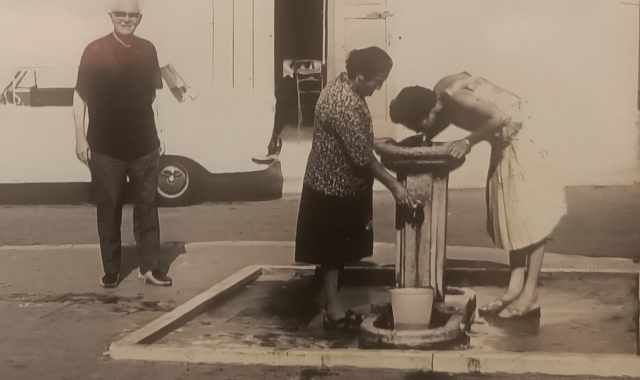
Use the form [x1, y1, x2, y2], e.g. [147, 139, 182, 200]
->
[274, 0, 326, 131]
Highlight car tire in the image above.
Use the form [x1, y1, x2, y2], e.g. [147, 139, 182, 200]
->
[156, 156, 199, 207]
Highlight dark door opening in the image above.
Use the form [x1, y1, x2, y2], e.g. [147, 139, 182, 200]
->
[274, 0, 326, 128]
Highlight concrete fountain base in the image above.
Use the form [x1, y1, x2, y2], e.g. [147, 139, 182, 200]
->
[109, 264, 640, 378]
[359, 287, 476, 350]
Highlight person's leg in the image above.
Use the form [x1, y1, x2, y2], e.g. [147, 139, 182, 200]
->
[321, 265, 344, 320]
[267, 97, 285, 156]
[128, 149, 171, 286]
[505, 250, 527, 298]
[321, 263, 362, 329]
[498, 241, 545, 317]
[252, 113, 283, 163]
[479, 251, 526, 313]
[90, 152, 127, 285]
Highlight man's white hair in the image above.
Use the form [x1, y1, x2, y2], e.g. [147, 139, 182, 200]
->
[106, 0, 144, 13]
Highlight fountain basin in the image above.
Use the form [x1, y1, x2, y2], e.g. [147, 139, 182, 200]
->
[360, 287, 476, 350]
[373, 137, 465, 174]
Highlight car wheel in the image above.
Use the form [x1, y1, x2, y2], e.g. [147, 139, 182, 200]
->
[157, 156, 197, 206]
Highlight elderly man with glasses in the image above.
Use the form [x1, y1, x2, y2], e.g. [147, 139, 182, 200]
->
[73, 0, 172, 288]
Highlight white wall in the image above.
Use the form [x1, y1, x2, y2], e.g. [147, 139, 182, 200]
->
[0, 0, 274, 93]
[388, 0, 639, 187]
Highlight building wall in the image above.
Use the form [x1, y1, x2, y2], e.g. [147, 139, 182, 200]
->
[329, 0, 639, 187]
[0, 0, 275, 93]
[143, 0, 274, 95]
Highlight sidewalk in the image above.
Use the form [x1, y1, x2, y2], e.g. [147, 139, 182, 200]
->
[0, 242, 296, 380]
[1, 240, 637, 316]
[2, 241, 637, 296]
[0, 241, 638, 380]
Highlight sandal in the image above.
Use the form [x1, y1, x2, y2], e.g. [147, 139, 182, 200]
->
[322, 309, 364, 330]
[497, 304, 541, 320]
[478, 298, 511, 316]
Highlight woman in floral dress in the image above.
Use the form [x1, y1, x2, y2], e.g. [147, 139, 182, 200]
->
[295, 47, 414, 328]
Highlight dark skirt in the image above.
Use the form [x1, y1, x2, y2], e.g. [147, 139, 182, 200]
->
[295, 184, 373, 267]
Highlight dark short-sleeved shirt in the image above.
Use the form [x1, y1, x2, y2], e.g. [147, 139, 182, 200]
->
[303, 72, 374, 196]
[76, 34, 163, 161]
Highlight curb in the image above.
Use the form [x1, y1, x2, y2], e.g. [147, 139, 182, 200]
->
[432, 351, 640, 377]
[109, 345, 640, 378]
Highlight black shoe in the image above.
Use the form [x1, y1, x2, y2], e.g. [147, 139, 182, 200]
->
[251, 153, 278, 164]
[100, 273, 119, 288]
[141, 270, 173, 286]
[322, 309, 363, 331]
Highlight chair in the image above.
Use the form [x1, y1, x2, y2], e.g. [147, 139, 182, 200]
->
[294, 59, 323, 129]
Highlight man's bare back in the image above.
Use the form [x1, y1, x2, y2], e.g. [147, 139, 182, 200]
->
[433, 72, 519, 133]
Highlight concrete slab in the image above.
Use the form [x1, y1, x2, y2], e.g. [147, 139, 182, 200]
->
[109, 264, 640, 378]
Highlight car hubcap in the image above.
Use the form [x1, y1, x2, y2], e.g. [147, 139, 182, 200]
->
[157, 165, 189, 199]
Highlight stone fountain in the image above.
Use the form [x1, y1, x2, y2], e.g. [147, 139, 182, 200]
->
[360, 135, 477, 349]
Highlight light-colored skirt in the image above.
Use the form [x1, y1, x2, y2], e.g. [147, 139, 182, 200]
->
[486, 112, 567, 251]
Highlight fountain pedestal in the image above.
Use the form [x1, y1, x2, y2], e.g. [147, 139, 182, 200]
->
[394, 167, 453, 302]
[359, 136, 474, 348]
[378, 136, 464, 301]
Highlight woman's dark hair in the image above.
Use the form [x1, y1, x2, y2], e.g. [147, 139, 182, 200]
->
[389, 86, 437, 129]
[345, 46, 393, 80]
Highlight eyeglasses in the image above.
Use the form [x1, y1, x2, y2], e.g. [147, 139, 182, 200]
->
[111, 11, 141, 19]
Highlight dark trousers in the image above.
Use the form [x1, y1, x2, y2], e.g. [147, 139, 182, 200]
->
[90, 149, 160, 276]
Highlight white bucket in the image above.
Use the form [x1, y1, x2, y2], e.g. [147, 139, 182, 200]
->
[389, 287, 434, 329]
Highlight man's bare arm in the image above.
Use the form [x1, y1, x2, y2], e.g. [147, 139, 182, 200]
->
[153, 95, 165, 154]
[73, 90, 91, 165]
[422, 112, 450, 141]
[450, 90, 511, 145]
[441, 89, 512, 159]
[421, 73, 478, 140]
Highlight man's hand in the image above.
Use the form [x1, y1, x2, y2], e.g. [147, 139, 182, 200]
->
[444, 138, 471, 159]
[75, 136, 91, 166]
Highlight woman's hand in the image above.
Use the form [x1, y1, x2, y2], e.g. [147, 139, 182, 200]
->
[444, 138, 471, 159]
[374, 137, 395, 145]
[391, 182, 415, 208]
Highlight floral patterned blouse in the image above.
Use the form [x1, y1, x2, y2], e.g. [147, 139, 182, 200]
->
[303, 72, 374, 196]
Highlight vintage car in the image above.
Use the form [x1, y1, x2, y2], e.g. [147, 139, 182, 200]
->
[0, 65, 282, 206]
[0, 67, 74, 107]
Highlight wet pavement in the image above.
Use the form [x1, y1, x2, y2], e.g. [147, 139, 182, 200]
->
[157, 267, 637, 356]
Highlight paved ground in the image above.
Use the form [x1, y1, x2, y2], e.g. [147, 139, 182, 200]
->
[1, 185, 640, 379]
[0, 243, 636, 380]
[1, 185, 640, 259]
